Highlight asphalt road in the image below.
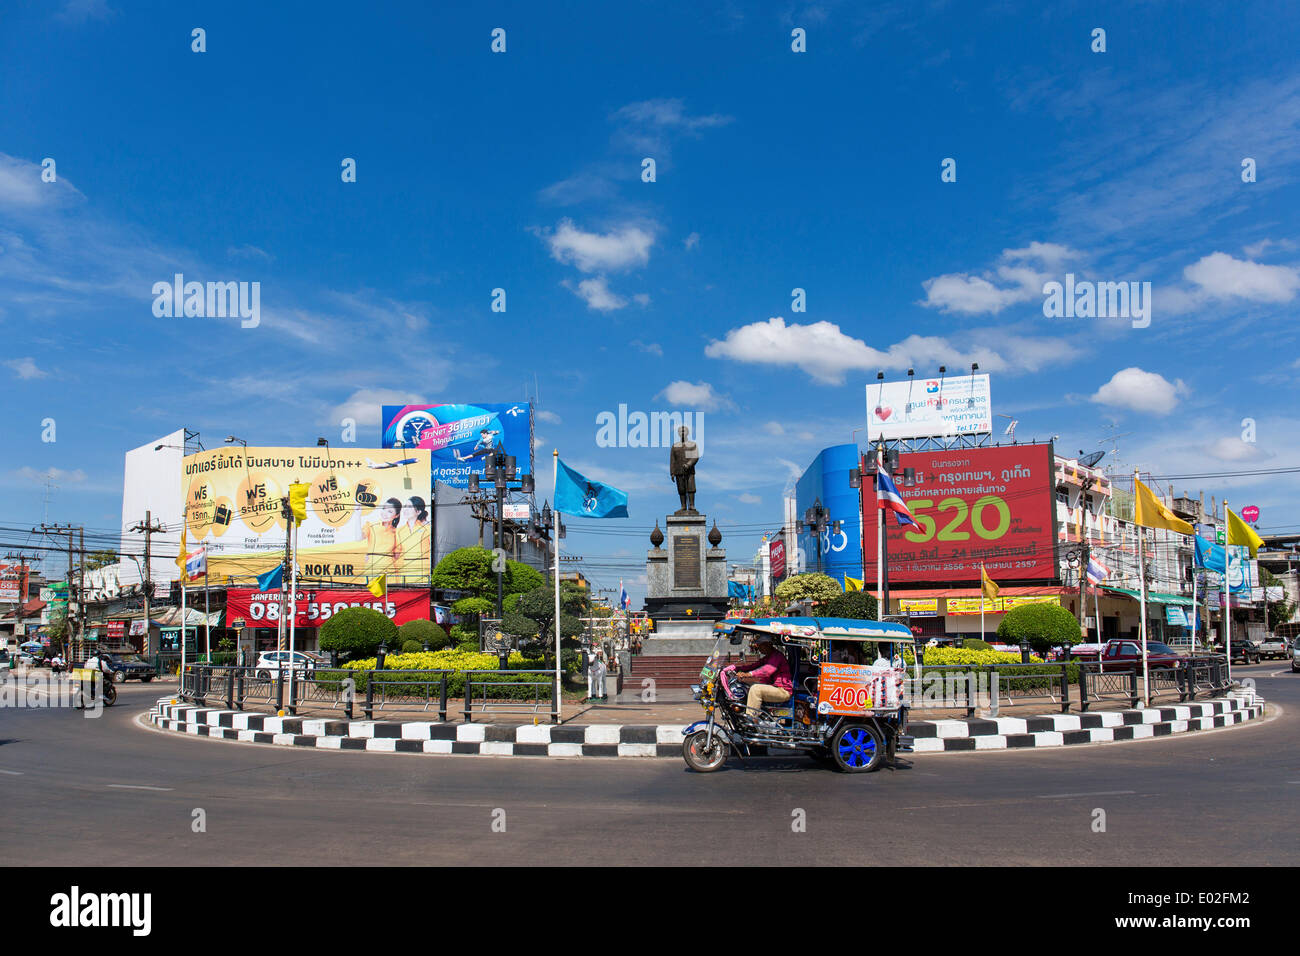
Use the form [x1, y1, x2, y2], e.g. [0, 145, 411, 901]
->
[1, 663, 1295, 866]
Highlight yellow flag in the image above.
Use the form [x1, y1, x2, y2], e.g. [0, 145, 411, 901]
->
[1133, 478, 1193, 535]
[289, 482, 310, 526]
[1226, 507, 1264, 557]
[367, 574, 387, 598]
[980, 563, 999, 600]
[175, 529, 188, 572]
[844, 576, 863, 592]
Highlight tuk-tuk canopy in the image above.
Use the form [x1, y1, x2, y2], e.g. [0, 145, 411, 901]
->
[713, 617, 914, 643]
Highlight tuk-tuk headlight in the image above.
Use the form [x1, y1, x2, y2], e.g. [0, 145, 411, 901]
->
[690, 684, 701, 697]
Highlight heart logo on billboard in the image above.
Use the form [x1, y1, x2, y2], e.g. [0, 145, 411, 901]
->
[874, 406, 893, 421]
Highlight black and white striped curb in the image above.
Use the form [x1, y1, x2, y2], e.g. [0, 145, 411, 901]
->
[149, 691, 1263, 758]
[909, 692, 1262, 752]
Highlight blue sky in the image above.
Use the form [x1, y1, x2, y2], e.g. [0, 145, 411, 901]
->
[2, 0, 1299, 601]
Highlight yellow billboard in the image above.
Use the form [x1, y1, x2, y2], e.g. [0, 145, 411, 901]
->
[182, 447, 431, 585]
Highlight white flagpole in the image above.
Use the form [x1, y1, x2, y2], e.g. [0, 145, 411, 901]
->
[553, 450, 562, 717]
[288, 516, 298, 710]
[1190, 561, 1198, 654]
[180, 569, 187, 688]
[1223, 499, 1232, 683]
[1136, 470, 1150, 707]
[875, 447, 883, 622]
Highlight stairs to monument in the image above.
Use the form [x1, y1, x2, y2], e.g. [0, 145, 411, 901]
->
[628, 655, 709, 689]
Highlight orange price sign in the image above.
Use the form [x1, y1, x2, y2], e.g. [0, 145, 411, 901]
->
[817, 662, 875, 716]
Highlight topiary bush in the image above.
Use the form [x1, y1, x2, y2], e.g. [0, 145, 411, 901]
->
[401, 639, 423, 654]
[398, 618, 448, 651]
[819, 591, 878, 620]
[962, 638, 992, 650]
[997, 603, 1083, 656]
[319, 606, 399, 661]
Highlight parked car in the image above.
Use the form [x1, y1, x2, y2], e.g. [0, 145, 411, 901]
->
[254, 650, 324, 678]
[1256, 634, 1289, 660]
[96, 652, 155, 683]
[1214, 638, 1262, 665]
[1072, 639, 1184, 669]
[1291, 639, 1300, 674]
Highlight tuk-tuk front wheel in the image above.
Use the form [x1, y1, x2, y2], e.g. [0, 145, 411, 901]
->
[683, 730, 728, 772]
[830, 722, 884, 773]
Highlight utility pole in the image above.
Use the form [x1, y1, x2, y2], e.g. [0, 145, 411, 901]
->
[78, 527, 86, 653]
[129, 512, 165, 656]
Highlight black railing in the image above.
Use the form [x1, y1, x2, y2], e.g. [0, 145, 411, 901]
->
[180, 664, 559, 723]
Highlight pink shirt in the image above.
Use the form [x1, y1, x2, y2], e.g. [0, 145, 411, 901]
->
[738, 649, 793, 692]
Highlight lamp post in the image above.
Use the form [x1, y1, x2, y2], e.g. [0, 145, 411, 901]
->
[803, 497, 830, 574]
[225, 436, 247, 448]
[481, 451, 534, 619]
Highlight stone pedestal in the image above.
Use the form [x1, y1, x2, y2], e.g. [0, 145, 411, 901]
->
[644, 512, 728, 622]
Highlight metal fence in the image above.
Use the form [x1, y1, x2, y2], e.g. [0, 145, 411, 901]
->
[181, 664, 559, 722]
[900, 656, 1231, 717]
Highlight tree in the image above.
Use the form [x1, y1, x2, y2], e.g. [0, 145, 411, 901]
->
[820, 590, 878, 620]
[516, 583, 588, 645]
[1260, 568, 1296, 627]
[775, 572, 842, 607]
[319, 607, 398, 661]
[398, 618, 449, 651]
[997, 603, 1081, 655]
[500, 610, 541, 640]
[80, 550, 119, 572]
[505, 560, 546, 596]
[430, 547, 496, 596]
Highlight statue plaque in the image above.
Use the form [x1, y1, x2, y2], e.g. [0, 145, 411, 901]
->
[673, 534, 701, 589]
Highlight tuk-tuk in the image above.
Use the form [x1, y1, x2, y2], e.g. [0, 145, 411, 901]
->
[682, 617, 916, 773]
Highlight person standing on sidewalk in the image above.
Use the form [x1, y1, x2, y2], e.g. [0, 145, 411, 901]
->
[587, 643, 607, 701]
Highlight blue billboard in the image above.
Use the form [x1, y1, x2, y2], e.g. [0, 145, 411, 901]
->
[381, 403, 533, 488]
[794, 444, 863, 589]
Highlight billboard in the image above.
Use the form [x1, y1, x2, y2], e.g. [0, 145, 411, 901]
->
[0, 564, 27, 603]
[226, 587, 430, 630]
[182, 447, 432, 586]
[863, 443, 1058, 584]
[120, 429, 186, 588]
[381, 403, 533, 488]
[795, 445, 863, 590]
[866, 374, 992, 440]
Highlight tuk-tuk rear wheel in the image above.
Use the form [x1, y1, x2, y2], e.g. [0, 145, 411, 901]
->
[830, 722, 885, 773]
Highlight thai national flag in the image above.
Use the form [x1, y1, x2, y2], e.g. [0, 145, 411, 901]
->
[1085, 557, 1110, 586]
[876, 471, 917, 527]
[185, 547, 207, 582]
[619, 581, 630, 610]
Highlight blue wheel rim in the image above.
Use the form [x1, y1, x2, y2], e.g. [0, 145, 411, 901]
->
[837, 728, 877, 767]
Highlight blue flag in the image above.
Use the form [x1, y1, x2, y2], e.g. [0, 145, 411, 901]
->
[554, 459, 629, 518]
[1193, 538, 1248, 593]
[257, 564, 284, 591]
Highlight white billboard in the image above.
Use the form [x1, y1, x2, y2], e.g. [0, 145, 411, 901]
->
[866, 374, 992, 440]
[118, 429, 186, 587]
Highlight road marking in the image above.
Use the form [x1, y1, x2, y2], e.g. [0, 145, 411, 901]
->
[0, 770, 24, 776]
[107, 784, 173, 791]
[1037, 790, 1136, 799]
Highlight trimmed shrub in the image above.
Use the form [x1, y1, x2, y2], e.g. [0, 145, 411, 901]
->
[961, 638, 992, 650]
[398, 618, 448, 651]
[997, 603, 1083, 656]
[819, 591, 878, 620]
[319, 606, 398, 661]
[401, 640, 423, 654]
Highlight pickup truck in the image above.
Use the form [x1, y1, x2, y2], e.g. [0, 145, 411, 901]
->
[1071, 639, 1184, 669]
[1256, 635, 1290, 660]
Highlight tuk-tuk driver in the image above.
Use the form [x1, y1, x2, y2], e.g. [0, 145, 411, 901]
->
[734, 635, 793, 716]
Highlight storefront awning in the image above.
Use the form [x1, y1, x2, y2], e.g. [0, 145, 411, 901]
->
[1101, 586, 1194, 606]
[882, 586, 1065, 600]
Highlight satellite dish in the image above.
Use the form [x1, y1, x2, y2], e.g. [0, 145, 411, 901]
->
[1078, 450, 1106, 468]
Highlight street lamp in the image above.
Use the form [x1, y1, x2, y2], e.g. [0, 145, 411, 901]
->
[225, 436, 247, 448]
[480, 451, 533, 619]
[803, 497, 830, 574]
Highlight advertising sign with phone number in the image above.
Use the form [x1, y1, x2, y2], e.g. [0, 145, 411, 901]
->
[862, 443, 1058, 583]
[225, 588, 431, 629]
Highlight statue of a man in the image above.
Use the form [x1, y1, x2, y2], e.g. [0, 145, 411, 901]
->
[669, 425, 700, 513]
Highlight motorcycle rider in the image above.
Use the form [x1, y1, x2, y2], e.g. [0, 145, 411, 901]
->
[81, 647, 114, 704]
[732, 635, 793, 724]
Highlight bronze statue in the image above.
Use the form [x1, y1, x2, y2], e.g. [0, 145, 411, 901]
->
[669, 425, 699, 514]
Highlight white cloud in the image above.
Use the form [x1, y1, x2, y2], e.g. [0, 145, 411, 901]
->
[612, 99, 733, 155]
[0, 153, 84, 210]
[1205, 436, 1270, 463]
[564, 276, 626, 311]
[329, 388, 426, 429]
[737, 493, 761, 504]
[5, 357, 48, 379]
[632, 293, 651, 306]
[630, 339, 663, 356]
[683, 232, 700, 250]
[56, 0, 114, 24]
[13, 466, 87, 484]
[705, 317, 1074, 384]
[920, 242, 1080, 315]
[1183, 252, 1300, 303]
[1090, 367, 1186, 416]
[659, 380, 731, 411]
[536, 410, 562, 424]
[1242, 238, 1298, 258]
[762, 421, 784, 436]
[227, 244, 274, 262]
[544, 219, 654, 273]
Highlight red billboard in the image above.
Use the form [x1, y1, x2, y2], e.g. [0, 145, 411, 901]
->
[769, 539, 787, 580]
[0, 564, 28, 603]
[225, 588, 430, 630]
[862, 444, 1058, 583]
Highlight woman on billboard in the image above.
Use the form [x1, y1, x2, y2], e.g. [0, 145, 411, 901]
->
[362, 497, 402, 577]
[397, 496, 430, 583]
